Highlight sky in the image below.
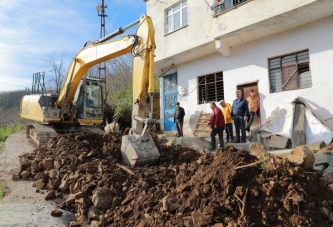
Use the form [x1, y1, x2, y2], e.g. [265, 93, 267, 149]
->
[0, 0, 146, 91]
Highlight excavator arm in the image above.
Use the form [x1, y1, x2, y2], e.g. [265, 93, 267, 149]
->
[21, 15, 160, 166]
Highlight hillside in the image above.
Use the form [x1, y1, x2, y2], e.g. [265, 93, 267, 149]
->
[0, 90, 31, 127]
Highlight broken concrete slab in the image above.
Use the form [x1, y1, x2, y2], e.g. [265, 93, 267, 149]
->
[313, 153, 333, 166]
[268, 135, 288, 149]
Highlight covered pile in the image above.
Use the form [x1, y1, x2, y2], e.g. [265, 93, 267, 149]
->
[15, 132, 333, 227]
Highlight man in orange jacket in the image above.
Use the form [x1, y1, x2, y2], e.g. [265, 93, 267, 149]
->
[220, 100, 233, 143]
[246, 90, 260, 132]
[206, 102, 225, 150]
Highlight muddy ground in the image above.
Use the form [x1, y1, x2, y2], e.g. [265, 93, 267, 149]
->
[12, 131, 333, 226]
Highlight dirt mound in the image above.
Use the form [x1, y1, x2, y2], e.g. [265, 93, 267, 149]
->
[15, 132, 333, 226]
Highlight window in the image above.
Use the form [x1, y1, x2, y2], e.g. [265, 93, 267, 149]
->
[198, 72, 224, 104]
[166, 1, 188, 34]
[269, 50, 312, 93]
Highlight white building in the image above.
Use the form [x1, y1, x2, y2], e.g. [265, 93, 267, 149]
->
[144, 0, 333, 136]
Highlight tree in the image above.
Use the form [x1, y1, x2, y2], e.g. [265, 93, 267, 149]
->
[42, 52, 68, 94]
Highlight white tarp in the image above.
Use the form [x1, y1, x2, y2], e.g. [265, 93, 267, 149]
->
[259, 103, 295, 139]
[258, 101, 333, 145]
[305, 108, 333, 144]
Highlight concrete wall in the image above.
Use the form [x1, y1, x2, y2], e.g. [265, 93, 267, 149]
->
[160, 16, 333, 135]
[146, 0, 332, 69]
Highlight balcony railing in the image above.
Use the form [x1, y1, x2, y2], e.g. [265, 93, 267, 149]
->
[211, 0, 248, 17]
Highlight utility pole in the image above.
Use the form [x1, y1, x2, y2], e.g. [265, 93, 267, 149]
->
[96, 1, 108, 95]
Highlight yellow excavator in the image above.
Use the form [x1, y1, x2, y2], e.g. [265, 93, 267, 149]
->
[20, 14, 159, 166]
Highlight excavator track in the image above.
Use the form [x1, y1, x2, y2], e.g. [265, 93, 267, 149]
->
[26, 124, 58, 146]
[26, 124, 105, 146]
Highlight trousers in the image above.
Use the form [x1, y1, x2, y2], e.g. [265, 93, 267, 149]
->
[175, 119, 183, 137]
[234, 117, 246, 142]
[210, 126, 225, 148]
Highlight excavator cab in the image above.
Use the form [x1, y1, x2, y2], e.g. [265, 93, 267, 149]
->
[73, 80, 104, 121]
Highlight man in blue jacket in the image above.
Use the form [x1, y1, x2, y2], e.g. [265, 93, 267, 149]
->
[231, 90, 249, 143]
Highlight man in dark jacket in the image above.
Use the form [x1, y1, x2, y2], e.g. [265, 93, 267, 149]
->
[174, 102, 185, 137]
[206, 102, 225, 150]
[231, 90, 249, 143]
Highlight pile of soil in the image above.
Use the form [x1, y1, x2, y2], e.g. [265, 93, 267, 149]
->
[15, 132, 333, 227]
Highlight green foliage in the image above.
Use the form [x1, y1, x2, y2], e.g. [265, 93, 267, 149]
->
[0, 181, 5, 199]
[0, 124, 25, 150]
[110, 87, 133, 119]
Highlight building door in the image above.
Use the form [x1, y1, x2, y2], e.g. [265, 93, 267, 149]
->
[163, 73, 178, 131]
[237, 82, 261, 127]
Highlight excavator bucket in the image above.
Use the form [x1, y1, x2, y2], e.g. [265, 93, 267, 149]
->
[121, 131, 160, 166]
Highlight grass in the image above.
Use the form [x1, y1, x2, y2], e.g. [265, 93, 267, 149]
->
[0, 181, 5, 199]
[0, 123, 25, 151]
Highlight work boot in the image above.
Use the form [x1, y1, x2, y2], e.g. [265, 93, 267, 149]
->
[207, 147, 216, 151]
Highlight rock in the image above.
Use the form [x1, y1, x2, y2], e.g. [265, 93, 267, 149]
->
[20, 158, 31, 170]
[293, 146, 315, 170]
[90, 220, 103, 227]
[91, 187, 113, 210]
[12, 174, 20, 181]
[59, 179, 69, 193]
[18, 152, 31, 159]
[161, 195, 181, 212]
[35, 179, 46, 190]
[47, 176, 61, 190]
[44, 190, 56, 200]
[47, 169, 59, 178]
[329, 212, 333, 222]
[65, 194, 76, 204]
[249, 142, 267, 158]
[282, 154, 304, 166]
[82, 140, 90, 145]
[43, 158, 54, 170]
[214, 224, 224, 227]
[34, 171, 44, 180]
[30, 162, 41, 173]
[88, 206, 102, 221]
[51, 210, 63, 217]
[287, 168, 299, 178]
[111, 197, 121, 208]
[327, 184, 333, 193]
[54, 159, 62, 169]
[192, 210, 209, 227]
[319, 207, 330, 217]
[20, 171, 31, 180]
[69, 221, 81, 227]
[122, 205, 133, 218]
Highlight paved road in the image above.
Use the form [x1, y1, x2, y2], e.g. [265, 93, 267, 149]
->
[0, 130, 74, 227]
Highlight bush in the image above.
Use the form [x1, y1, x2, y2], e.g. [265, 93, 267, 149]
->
[110, 87, 132, 119]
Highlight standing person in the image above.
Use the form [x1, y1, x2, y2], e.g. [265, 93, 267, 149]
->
[206, 102, 225, 150]
[219, 100, 233, 143]
[231, 90, 249, 143]
[246, 89, 260, 132]
[174, 102, 185, 137]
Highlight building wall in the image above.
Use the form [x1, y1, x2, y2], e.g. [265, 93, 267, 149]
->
[160, 16, 333, 135]
[146, 0, 331, 67]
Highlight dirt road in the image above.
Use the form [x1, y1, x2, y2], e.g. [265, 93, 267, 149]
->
[0, 130, 74, 227]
